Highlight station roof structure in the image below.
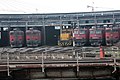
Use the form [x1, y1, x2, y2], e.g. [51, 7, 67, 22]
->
[0, 10, 120, 28]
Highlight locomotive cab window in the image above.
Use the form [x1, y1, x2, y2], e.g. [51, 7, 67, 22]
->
[10, 32, 14, 35]
[112, 29, 118, 32]
[34, 32, 38, 35]
[62, 31, 71, 33]
[17, 32, 20, 35]
[106, 30, 111, 32]
[90, 30, 95, 34]
[26, 32, 31, 35]
[96, 30, 102, 34]
[74, 30, 78, 34]
[79, 30, 85, 34]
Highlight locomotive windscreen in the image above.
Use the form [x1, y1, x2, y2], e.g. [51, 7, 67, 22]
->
[96, 30, 102, 34]
[79, 30, 85, 34]
[90, 30, 95, 34]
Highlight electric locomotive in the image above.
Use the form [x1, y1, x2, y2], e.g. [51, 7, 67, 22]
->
[73, 27, 89, 46]
[9, 28, 24, 47]
[89, 28, 105, 46]
[105, 27, 119, 46]
[58, 26, 73, 46]
[26, 28, 41, 47]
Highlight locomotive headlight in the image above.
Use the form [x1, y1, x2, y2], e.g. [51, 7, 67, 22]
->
[107, 36, 109, 39]
[11, 39, 14, 41]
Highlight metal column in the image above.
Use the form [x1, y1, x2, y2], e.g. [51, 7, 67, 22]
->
[42, 15, 46, 45]
[7, 52, 10, 76]
[42, 52, 44, 72]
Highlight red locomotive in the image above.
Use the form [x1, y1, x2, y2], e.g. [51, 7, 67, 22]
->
[26, 28, 41, 47]
[105, 27, 119, 46]
[73, 27, 89, 46]
[89, 28, 105, 46]
[9, 28, 24, 47]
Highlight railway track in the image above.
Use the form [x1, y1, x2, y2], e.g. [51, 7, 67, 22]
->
[0, 57, 118, 64]
[0, 46, 119, 61]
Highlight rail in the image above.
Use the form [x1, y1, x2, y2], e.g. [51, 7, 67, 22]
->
[0, 46, 120, 76]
